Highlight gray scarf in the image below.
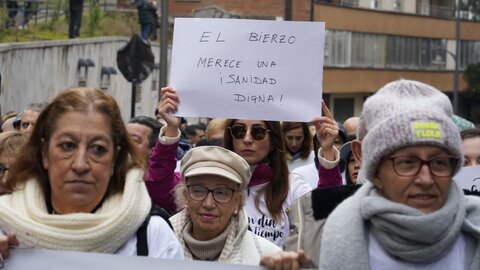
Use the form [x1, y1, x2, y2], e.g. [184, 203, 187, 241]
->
[319, 181, 480, 270]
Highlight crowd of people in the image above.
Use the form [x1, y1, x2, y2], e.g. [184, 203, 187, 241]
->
[0, 79, 480, 269]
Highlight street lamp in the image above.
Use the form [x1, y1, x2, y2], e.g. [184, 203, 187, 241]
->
[433, 47, 458, 114]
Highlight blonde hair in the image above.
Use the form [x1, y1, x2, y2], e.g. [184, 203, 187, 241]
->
[0, 131, 28, 156]
[206, 118, 227, 140]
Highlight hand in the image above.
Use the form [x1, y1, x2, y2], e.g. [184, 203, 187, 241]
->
[311, 100, 339, 161]
[157, 86, 181, 137]
[260, 250, 310, 270]
[0, 231, 18, 261]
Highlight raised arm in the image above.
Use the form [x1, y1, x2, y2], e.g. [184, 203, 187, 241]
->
[145, 87, 183, 214]
[312, 100, 342, 188]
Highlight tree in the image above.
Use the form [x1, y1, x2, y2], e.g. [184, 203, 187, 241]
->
[464, 62, 480, 93]
[461, 0, 480, 20]
[463, 62, 480, 124]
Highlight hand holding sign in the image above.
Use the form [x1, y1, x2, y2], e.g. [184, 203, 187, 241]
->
[157, 87, 181, 137]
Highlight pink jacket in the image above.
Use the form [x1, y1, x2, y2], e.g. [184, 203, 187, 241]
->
[145, 140, 343, 214]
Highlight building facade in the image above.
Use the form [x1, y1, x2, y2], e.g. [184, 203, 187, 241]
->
[152, 0, 480, 121]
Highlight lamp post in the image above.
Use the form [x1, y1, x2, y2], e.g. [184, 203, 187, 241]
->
[434, 47, 458, 114]
[454, 0, 460, 114]
[158, 0, 168, 101]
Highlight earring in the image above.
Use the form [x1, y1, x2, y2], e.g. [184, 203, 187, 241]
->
[184, 204, 188, 209]
[234, 209, 238, 215]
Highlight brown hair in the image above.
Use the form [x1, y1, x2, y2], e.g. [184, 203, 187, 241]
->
[0, 131, 28, 157]
[6, 88, 146, 197]
[223, 119, 289, 221]
[282, 121, 312, 159]
[461, 128, 480, 141]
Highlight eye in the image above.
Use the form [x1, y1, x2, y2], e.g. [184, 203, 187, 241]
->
[59, 142, 75, 151]
[92, 145, 108, 155]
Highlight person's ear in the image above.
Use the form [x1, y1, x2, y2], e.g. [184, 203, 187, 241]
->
[372, 171, 384, 191]
[351, 139, 362, 165]
[41, 138, 49, 170]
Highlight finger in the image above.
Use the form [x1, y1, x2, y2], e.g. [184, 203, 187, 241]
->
[259, 255, 274, 270]
[0, 236, 10, 260]
[322, 100, 334, 119]
[281, 252, 294, 270]
[297, 250, 311, 267]
[160, 86, 175, 96]
[7, 232, 18, 247]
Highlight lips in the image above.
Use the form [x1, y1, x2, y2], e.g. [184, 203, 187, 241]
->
[408, 193, 436, 206]
[199, 213, 218, 222]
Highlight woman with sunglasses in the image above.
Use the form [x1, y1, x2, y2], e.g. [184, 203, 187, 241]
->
[170, 145, 280, 264]
[145, 86, 341, 247]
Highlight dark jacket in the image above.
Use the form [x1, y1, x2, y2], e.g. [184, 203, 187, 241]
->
[137, 2, 157, 25]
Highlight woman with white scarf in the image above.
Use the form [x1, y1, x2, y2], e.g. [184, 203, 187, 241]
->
[261, 80, 480, 270]
[0, 88, 183, 262]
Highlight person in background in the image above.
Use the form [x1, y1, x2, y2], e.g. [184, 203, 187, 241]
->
[170, 145, 280, 263]
[1, 112, 19, 133]
[0, 131, 28, 195]
[68, 0, 84, 38]
[137, 0, 158, 41]
[343, 116, 359, 141]
[333, 121, 347, 150]
[185, 124, 206, 148]
[0, 88, 183, 260]
[146, 86, 341, 247]
[339, 141, 360, 185]
[127, 115, 163, 159]
[195, 118, 227, 147]
[206, 118, 227, 140]
[15, 102, 48, 133]
[461, 128, 480, 167]
[282, 122, 314, 172]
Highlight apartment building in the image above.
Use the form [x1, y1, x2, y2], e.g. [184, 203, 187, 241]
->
[151, 0, 480, 121]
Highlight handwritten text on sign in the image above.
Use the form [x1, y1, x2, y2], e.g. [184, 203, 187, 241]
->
[454, 165, 480, 191]
[169, 18, 325, 122]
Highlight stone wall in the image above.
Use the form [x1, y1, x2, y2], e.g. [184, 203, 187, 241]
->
[0, 36, 163, 121]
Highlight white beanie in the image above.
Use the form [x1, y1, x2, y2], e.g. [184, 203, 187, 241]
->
[357, 79, 463, 183]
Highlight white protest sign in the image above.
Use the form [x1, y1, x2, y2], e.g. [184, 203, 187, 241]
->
[453, 165, 480, 191]
[169, 18, 325, 122]
[7, 249, 262, 269]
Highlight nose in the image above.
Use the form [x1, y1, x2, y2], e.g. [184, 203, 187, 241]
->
[243, 129, 253, 143]
[72, 149, 90, 174]
[25, 124, 33, 133]
[414, 163, 434, 186]
[202, 192, 217, 208]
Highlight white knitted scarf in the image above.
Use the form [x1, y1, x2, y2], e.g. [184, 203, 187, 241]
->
[320, 181, 480, 270]
[0, 168, 151, 253]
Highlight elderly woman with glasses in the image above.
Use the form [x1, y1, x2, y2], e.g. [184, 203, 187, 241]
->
[261, 80, 480, 270]
[0, 88, 184, 262]
[170, 145, 280, 263]
[318, 80, 480, 270]
[145, 86, 342, 247]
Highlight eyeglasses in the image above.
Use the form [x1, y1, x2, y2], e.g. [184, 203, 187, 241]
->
[187, 184, 236, 204]
[0, 164, 9, 178]
[229, 124, 270, 141]
[385, 155, 459, 177]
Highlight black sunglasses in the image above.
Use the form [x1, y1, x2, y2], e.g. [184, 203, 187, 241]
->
[229, 124, 270, 141]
